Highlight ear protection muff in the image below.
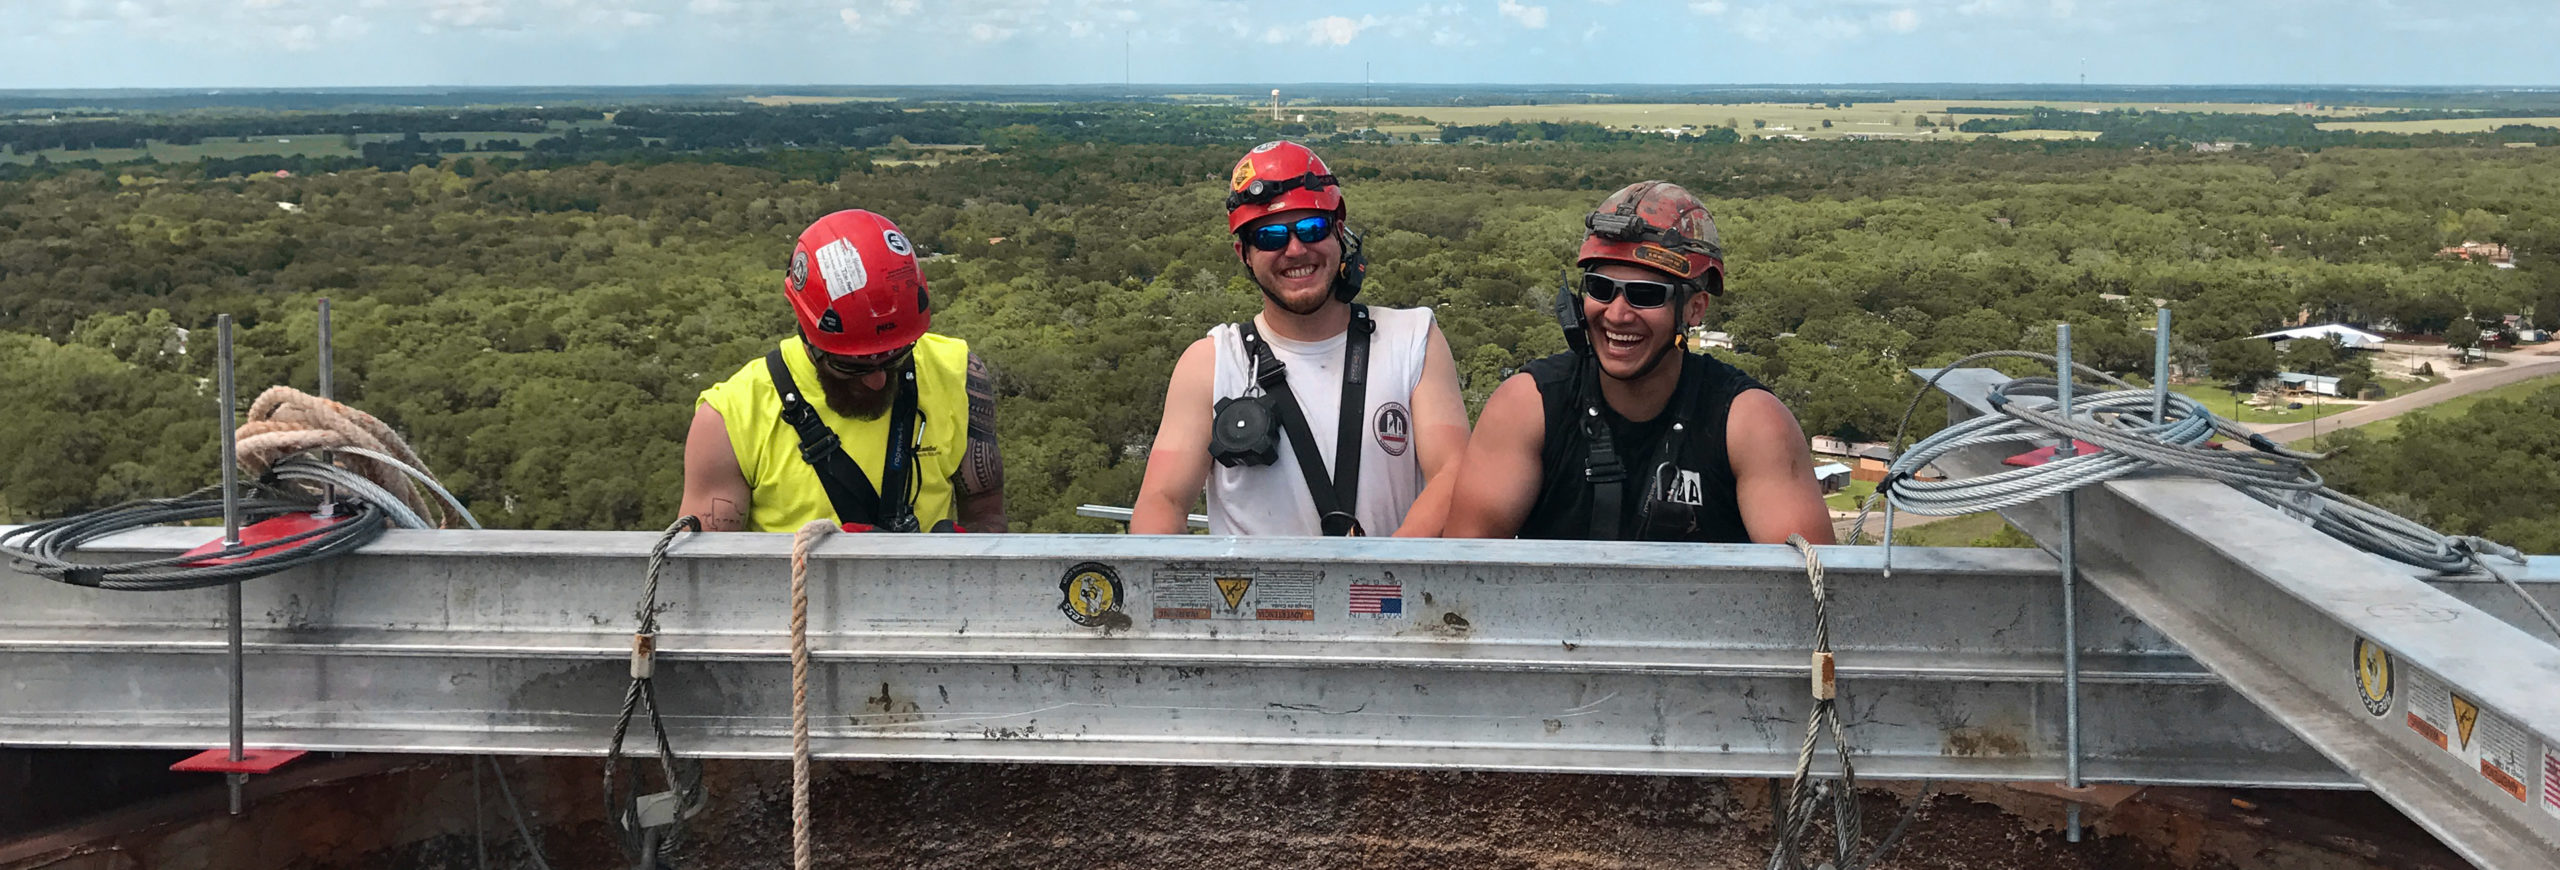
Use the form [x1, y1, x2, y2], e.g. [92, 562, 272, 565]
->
[1330, 225, 1367, 303]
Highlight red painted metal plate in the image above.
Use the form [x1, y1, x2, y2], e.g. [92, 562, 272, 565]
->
[170, 747, 308, 775]
[179, 511, 350, 566]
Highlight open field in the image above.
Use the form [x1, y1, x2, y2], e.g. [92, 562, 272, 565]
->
[1316, 100, 2002, 139]
[2314, 116, 2560, 133]
[1315, 99, 2397, 140]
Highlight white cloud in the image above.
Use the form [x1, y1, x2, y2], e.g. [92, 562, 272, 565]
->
[1311, 14, 1364, 45]
[889, 0, 919, 14]
[1581, 21, 1604, 41]
[1497, 0, 1548, 28]
[837, 7, 862, 31]
[969, 21, 1014, 41]
[424, 0, 504, 29]
[1689, 1, 1727, 15]
[1887, 8, 1920, 31]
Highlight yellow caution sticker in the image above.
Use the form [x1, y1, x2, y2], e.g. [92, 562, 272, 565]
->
[1215, 576, 1253, 612]
[2453, 693, 2481, 752]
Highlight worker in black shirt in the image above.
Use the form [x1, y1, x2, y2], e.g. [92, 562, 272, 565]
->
[1444, 181, 1834, 544]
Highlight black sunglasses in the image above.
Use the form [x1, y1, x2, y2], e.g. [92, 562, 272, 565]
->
[817, 344, 914, 377]
[1242, 214, 1336, 252]
[1580, 272, 1681, 309]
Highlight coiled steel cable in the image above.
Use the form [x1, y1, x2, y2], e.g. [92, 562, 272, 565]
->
[2, 450, 476, 592]
[1854, 351, 2551, 638]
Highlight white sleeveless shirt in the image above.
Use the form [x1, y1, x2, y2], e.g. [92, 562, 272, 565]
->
[1205, 306, 1434, 536]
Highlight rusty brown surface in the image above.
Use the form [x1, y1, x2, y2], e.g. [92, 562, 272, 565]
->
[3, 759, 2470, 870]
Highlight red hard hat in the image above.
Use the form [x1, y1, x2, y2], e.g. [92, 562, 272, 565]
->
[785, 210, 929, 356]
[1576, 181, 1726, 294]
[1225, 140, 1345, 232]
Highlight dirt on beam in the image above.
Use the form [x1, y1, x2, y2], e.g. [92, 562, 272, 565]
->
[3, 758, 2468, 870]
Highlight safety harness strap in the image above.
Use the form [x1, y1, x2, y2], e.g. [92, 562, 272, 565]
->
[1237, 305, 1373, 536]
[764, 349, 921, 532]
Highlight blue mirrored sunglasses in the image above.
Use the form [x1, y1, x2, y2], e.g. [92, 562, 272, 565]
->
[1243, 214, 1336, 252]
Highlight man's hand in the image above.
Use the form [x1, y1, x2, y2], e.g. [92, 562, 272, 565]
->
[1727, 390, 1835, 545]
[1130, 337, 1217, 534]
[679, 402, 752, 532]
[1441, 373, 1547, 538]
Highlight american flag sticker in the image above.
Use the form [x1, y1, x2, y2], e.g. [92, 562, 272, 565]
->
[1349, 582, 1404, 617]
[2541, 743, 2560, 821]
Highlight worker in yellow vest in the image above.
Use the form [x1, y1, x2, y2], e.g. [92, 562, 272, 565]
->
[680, 209, 1005, 532]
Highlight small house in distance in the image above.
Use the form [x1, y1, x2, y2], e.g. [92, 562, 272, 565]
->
[2437, 241, 2516, 269]
[1813, 462, 1852, 494]
[2276, 372, 2343, 398]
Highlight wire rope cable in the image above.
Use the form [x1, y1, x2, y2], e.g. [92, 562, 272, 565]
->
[603, 515, 707, 867]
[1851, 350, 2551, 639]
[1765, 534, 1931, 870]
[1, 478, 391, 591]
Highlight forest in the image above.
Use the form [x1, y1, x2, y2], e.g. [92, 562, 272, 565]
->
[1, 113, 2555, 549]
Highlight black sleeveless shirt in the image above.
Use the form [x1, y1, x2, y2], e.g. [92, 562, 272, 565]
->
[1517, 351, 1769, 542]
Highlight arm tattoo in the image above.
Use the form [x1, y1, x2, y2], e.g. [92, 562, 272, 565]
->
[957, 354, 1005, 498]
[704, 497, 747, 532]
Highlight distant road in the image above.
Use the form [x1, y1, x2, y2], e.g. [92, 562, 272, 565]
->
[2254, 355, 2560, 444]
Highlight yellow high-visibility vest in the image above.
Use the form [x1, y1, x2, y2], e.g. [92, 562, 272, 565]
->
[699, 334, 969, 532]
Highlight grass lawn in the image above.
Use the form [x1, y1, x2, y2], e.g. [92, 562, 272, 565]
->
[1887, 512, 2033, 548]
[2302, 371, 2560, 447]
[2170, 384, 2361, 425]
[1824, 477, 1878, 513]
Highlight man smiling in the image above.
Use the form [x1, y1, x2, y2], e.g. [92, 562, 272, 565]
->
[1132, 141, 1468, 536]
[1445, 181, 1831, 544]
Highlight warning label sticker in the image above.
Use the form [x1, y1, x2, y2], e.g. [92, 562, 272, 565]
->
[2470, 705, 2531, 803]
[2404, 666, 2453, 750]
[2541, 744, 2560, 820]
[1152, 567, 1319, 621]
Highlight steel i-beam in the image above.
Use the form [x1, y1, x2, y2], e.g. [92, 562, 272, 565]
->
[1, 528, 2348, 788]
[1925, 366, 2560, 870]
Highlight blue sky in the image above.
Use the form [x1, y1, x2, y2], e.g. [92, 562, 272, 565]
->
[6, 0, 2554, 89]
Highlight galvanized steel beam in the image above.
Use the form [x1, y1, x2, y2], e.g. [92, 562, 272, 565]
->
[1926, 367, 2560, 870]
[1, 527, 2348, 787]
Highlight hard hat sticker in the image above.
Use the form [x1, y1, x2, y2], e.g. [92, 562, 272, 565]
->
[1058, 562, 1125, 628]
[815, 237, 867, 301]
[881, 229, 912, 257]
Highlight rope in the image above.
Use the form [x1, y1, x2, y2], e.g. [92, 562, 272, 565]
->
[233, 386, 445, 524]
[789, 519, 836, 870]
[1765, 534, 1929, 870]
[603, 516, 705, 868]
[1856, 352, 2549, 639]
